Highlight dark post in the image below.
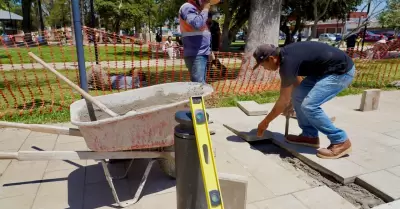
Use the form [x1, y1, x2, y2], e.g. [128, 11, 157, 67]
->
[71, 0, 97, 121]
[37, 0, 45, 33]
[174, 110, 208, 209]
[361, 2, 371, 52]
[90, 0, 99, 64]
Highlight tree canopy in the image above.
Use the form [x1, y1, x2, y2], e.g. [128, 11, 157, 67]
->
[378, 0, 400, 33]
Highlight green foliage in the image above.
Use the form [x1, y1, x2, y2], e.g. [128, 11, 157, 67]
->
[378, 0, 400, 31]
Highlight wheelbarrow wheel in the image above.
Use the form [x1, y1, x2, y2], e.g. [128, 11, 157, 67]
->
[158, 145, 176, 179]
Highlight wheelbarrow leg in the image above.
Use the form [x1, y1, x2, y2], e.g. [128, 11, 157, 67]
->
[101, 159, 155, 208]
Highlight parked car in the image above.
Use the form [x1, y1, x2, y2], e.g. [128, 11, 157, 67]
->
[233, 32, 246, 42]
[335, 33, 343, 41]
[381, 31, 398, 41]
[318, 33, 337, 42]
[358, 31, 387, 42]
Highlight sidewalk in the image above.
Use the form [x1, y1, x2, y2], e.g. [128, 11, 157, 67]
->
[0, 91, 400, 209]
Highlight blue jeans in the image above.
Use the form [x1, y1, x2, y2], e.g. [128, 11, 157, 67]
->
[184, 55, 208, 83]
[292, 66, 356, 144]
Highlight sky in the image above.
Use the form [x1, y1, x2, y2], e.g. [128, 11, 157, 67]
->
[357, 0, 387, 13]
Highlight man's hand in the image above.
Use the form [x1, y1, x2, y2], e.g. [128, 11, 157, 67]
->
[257, 119, 269, 138]
[283, 102, 294, 117]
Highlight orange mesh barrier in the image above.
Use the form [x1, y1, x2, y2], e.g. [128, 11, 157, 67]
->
[0, 28, 399, 119]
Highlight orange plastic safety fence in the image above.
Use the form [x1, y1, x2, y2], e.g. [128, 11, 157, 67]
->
[0, 28, 399, 119]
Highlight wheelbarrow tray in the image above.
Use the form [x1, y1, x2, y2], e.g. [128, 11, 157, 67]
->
[70, 82, 214, 152]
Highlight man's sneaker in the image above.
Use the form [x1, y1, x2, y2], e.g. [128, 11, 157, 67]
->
[317, 139, 352, 159]
[285, 134, 320, 148]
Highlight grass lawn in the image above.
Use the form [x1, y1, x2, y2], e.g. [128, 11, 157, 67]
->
[0, 45, 149, 64]
[0, 58, 399, 124]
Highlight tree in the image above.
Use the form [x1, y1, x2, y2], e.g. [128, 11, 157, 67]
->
[47, 0, 71, 28]
[378, 0, 400, 34]
[21, 0, 33, 40]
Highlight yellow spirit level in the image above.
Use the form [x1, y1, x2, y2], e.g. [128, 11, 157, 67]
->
[189, 96, 224, 209]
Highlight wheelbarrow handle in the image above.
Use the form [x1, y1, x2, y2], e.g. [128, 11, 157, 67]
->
[0, 121, 82, 137]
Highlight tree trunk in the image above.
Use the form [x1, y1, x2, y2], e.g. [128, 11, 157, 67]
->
[307, 0, 331, 41]
[239, 0, 282, 84]
[220, 0, 232, 52]
[22, 0, 33, 41]
[307, 20, 318, 41]
[245, 0, 281, 52]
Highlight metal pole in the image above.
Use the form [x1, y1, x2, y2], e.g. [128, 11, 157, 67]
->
[90, 0, 99, 64]
[71, 0, 97, 121]
[174, 110, 207, 209]
[361, 2, 371, 52]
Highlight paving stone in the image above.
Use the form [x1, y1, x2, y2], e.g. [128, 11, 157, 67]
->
[0, 160, 11, 176]
[359, 89, 381, 111]
[0, 161, 47, 199]
[57, 134, 84, 144]
[253, 194, 308, 209]
[293, 186, 357, 209]
[237, 101, 269, 116]
[227, 145, 311, 196]
[372, 200, 400, 209]
[356, 170, 400, 202]
[219, 173, 248, 209]
[32, 168, 85, 209]
[0, 129, 31, 151]
[387, 166, 400, 177]
[246, 203, 259, 209]
[46, 141, 89, 172]
[124, 191, 176, 209]
[224, 122, 274, 142]
[347, 148, 400, 172]
[19, 134, 58, 151]
[271, 132, 367, 184]
[85, 160, 126, 185]
[207, 107, 255, 125]
[384, 130, 400, 140]
[83, 179, 133, 209]
[0, 194, 36, 209]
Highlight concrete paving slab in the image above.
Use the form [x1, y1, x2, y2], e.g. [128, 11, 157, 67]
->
[372, 200, 400, 209]
[83, 179, 133, 209]
[219, 173, 248, 209]
[19, 134, 58, 151]
[226, 145, 311, 196]
[359, 89, 381, 111]
[57, 135, 84, 144]
[246, 203, 259, 209]
[0, 161, 47, 199]
[32, 168, 85, 209]
[0, 160, 10, 176]
[384, 130, 400, 140]
[253, 194, 308, 209]
[347, 148, 400, 172]
[270, 132, 367, 184]
[46, 141, 89, 172]
[293, 186, 357, 209]
[0, 194, 36, 209]
[356, 170, 400, 202]
[246, 177, 275, 203]
[124, 191, 176, 209]
[237, 101, 269, 116]
[387, 166, 400, 177]
[85, 160, 126, 185]
[223, 122, 274, 142]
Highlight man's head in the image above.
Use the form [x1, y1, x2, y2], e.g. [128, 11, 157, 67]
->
[252, 44, 280, 71]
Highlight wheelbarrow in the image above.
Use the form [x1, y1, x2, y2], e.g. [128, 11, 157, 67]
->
[0, 82, 214, 208]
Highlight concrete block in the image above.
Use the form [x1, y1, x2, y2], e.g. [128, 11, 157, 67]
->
[254, 194, 308, 209]
[347, 148, 400, 172]
[219, 173, 248, 209]
[293, 186, 357, 209]
[223, 122, 273, 142]
[356, 170, 400, 202]
[237, 101, 269, 116]
[372, 200, 400, 209]
[246, 177, 275, 203]
[360, 89, 381, 111]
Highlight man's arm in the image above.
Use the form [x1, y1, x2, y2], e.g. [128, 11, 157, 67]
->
[181, 6, 208, 30]
[263, 85, 293, 123]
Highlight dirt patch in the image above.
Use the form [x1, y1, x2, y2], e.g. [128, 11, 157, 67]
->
[79, 89, 205, 122]
[251, 143, 384, 209]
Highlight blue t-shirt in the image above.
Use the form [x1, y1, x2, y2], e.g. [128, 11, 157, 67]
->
[279, 41, 354, 87]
